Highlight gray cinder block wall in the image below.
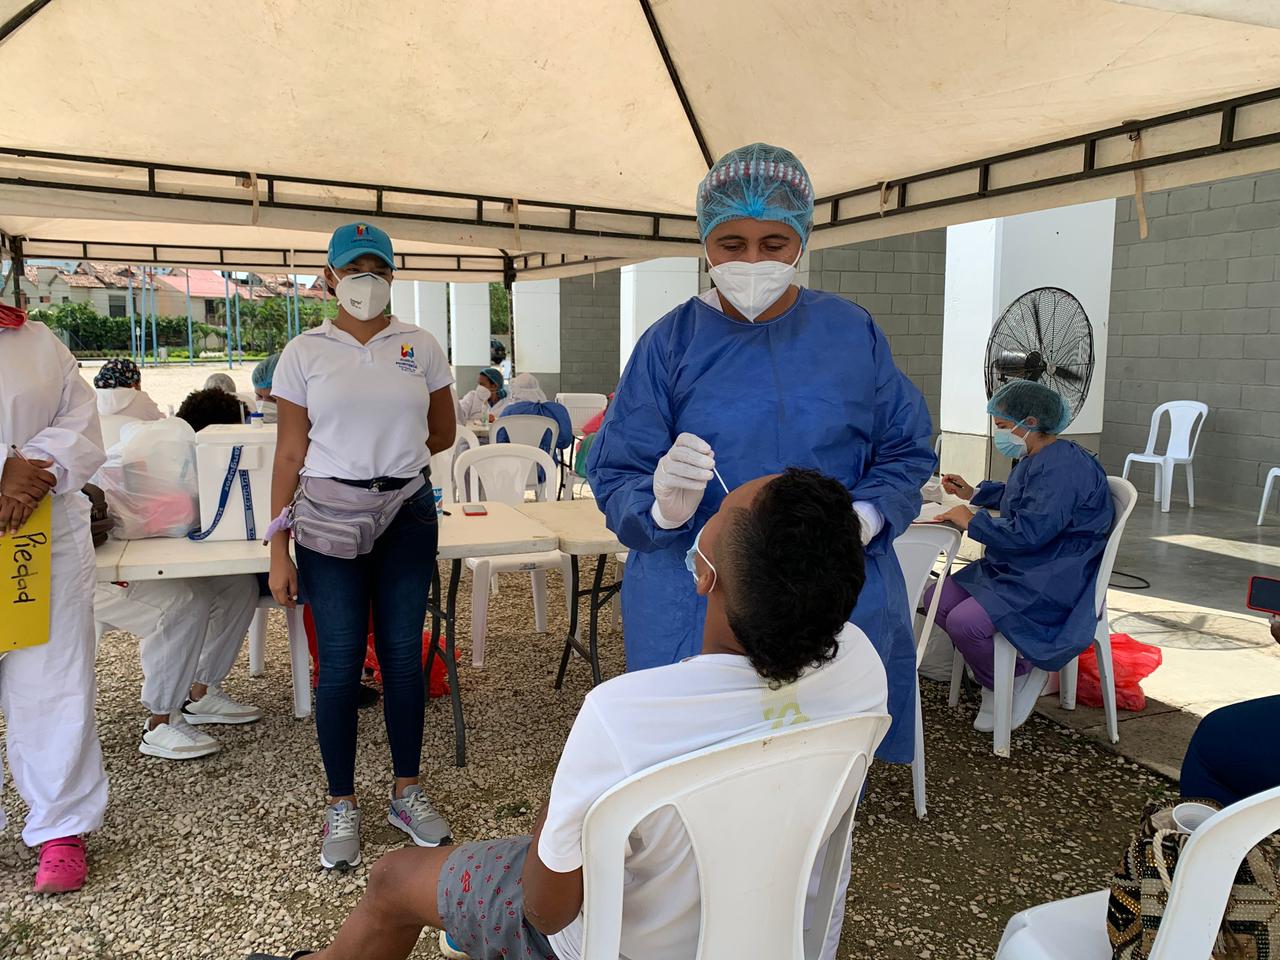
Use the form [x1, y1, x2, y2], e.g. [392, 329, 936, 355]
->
[808, 231, 946, 427]
[559, 269, 622, 395]
[1101, 172, 1280, 510]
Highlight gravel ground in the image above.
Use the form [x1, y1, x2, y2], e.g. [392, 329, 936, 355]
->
[0, 561, 1175, 959]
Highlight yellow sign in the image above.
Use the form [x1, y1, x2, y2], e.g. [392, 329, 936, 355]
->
[0, 497, 52, 653]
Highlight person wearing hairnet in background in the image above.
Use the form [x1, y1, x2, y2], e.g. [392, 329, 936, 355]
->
[587, 146, 933, 764]
[932, 379, 1114, 734]
[237, 353, 280, 424]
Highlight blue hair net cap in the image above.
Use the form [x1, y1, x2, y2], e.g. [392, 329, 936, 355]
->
[252, 353, 280, 390]
[987, 379, 1071, 434]
[697, 143, 815, 245]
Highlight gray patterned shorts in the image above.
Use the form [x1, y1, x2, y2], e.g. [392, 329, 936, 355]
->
[437, 836, 559, 960]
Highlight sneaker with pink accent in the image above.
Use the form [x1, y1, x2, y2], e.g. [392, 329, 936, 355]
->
[320, 800, 361, 870]
[388, 785, 452, 847]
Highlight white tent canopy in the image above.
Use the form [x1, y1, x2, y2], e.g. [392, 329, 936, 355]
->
[1, 0, 1280, 268]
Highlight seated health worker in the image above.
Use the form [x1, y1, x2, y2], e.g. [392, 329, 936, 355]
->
[93, 357, 163, 421]
[240, 353, 280, 424]
[930, 379, 1114, 734]
[500, 373, 573, 461]
[458, 367, 509, 424]
[268, 221, 457, 872]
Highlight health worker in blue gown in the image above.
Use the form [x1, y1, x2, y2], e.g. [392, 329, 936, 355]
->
[586, 143, 935, 763]
[932, 379, 1115, 734]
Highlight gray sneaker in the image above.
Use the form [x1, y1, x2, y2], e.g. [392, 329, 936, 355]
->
[388, 786, 452, 847]
[320, 800, 361, 870]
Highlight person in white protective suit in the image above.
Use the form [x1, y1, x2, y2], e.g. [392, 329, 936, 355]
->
[0, 304, 109, 895]
[92, 357, 164, 421]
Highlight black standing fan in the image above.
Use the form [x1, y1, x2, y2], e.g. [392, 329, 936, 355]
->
[984, 286, 1094, 428]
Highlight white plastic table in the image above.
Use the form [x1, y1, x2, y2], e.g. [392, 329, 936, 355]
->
[93, 502, 556, 766]
[516, 500, 624, 687]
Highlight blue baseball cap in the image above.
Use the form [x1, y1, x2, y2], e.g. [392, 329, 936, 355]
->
[327, 222, 395, 269]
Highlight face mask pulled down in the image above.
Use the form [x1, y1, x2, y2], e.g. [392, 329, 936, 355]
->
[707, 250, 801, 322]
[334, 272, 391, 322]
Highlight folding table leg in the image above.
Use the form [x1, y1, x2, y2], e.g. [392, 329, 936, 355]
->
[555, 554, 582, 690]
[586, 554, 606, 686]
[443, 559, 466, 766]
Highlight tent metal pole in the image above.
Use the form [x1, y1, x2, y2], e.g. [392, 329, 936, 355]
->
[223, 273, 233, 368]
[233, 281, 242, 364]
[636, 0, 713, 168]
[185, 270, 194, 366]
[10, 235, 23, 307]
[0, 0, 55, 48]
[126, 268, 137, 362]
[148, 268, 159, 368]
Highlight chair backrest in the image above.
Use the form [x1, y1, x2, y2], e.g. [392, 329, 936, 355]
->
[99, 413, 138, 451]
[892, 525, 963, 667]
[1093, 477, 1139, 618]
[555, 392, 608, 435]
[453, 444, 555, 505]
[1145, 400, 1208, 460]
[1149, 784, 1280, 960]
[493, 414, 559, 454]
[427, 426, 480, 505]
[579, 713, 891, 960]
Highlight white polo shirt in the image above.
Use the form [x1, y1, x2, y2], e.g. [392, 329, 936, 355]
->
[271, 317, 453, 481]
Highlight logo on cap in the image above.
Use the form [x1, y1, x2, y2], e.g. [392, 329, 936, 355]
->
[356, 224, 367, 237]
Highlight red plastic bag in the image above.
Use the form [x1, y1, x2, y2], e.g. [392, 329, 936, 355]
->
[1077, 633, 1162, 712]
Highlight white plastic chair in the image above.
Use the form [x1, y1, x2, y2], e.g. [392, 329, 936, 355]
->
[246, 596, 313, 719]
[893, 524, 963, 819]
[579, 713, 891, 960]
[1122, 401, 1208, 513]
[428, 426, 481, 506]
[555, 393, 607, 500]
[1257, 467, 1280, 525]
[996, 784, 1280, 960]
[492, 414, 559, 455]
[949, 477, 1138, 757]
[453, 445, 572, 667]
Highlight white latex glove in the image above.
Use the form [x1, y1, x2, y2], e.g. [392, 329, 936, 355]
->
[652, 433, 715, 530]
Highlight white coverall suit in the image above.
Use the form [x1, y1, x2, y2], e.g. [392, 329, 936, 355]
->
[0, 321, 109, 846]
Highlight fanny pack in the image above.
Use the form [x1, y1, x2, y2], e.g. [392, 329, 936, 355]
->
[287, 472, 427, 559]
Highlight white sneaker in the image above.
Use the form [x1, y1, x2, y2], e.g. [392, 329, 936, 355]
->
[183, 687, 262, 725]
[1011, 668, 1050, 730]
[139, 718, 219, 760]
[974, 688, 995, 733]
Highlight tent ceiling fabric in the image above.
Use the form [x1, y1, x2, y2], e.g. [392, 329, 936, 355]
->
[1, 0, 1280, 258]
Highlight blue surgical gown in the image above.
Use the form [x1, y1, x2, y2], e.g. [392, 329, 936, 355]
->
[587, 288, 934, 762]
[952, 440, 1114, 670]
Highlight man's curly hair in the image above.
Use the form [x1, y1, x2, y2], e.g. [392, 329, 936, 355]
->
[176, 387, 244, 432]
[721, 468, 866, 687]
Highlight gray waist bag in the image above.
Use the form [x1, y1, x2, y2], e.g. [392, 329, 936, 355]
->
[290, 474, 426, 559]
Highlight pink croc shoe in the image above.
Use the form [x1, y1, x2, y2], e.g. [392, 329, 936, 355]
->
[34, 836, 87, 894]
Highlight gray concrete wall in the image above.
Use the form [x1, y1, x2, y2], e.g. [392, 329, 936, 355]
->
[559, 269, 622, 395]
[808, 231, 946, 426]
[1101, 172, 1280, 510]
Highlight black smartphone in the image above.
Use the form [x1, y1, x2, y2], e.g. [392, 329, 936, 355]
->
[1247, 576, 1280, 616]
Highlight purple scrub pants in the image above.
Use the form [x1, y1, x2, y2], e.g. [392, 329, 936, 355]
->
[923, 579, 1029, 690]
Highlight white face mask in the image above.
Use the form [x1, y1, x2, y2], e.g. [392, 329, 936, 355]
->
[707, 249, 801, 322]
[333, 271, 391, 322]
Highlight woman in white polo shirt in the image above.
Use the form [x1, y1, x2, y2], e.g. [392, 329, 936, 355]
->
[268, 222, 457, 871]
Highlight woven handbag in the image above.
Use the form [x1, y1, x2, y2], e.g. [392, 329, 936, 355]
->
[1107, 799, 1280, 959]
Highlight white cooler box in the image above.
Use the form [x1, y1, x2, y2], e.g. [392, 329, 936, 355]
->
[193, 424, 276, 541]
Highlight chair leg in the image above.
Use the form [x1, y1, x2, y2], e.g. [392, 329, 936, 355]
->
[1185, 463, 1195, 509]
[1095, 627, 1120, 744]
[286, 604, 311, 719]
[471, 561, 491, 668]
[912, 678, 927, 819]
[948, 647, 964, 708]
[531, 568, 549, 634]
[1261, 473, 1278, 526]
[1121, 457, 1131, 481]
[1058, 657, 1078, 711]
[993, 634, 1017, 758]
[1152, 463, 1162, 503]
[1160, 461, 1174, 513]
[248, 608, 267, 677]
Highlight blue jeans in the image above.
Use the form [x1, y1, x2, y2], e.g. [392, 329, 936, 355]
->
[296, 485, 438, 798]
[1181, 695, 1280, 807]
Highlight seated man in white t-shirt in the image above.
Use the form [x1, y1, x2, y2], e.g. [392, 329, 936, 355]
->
[247, 467, 887, 960]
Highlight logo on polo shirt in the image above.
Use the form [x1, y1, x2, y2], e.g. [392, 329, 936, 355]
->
[394, 343, 419, 374]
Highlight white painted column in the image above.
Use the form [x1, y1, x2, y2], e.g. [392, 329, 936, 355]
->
[941, 199, 1115, 484]
[391, 281, 448, 350]
[512, 278, 560, 393]
[620, 257, 700, 372]
[449, 282, 491, 385]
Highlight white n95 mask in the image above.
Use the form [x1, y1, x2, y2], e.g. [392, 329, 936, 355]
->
[707, 250, 801, 322]
[334, 272, 391, 321]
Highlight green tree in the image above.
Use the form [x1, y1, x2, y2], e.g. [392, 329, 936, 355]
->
[489, 282, 510, 335]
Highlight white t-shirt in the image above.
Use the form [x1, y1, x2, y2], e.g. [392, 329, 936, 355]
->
[270, 317, 453, 480]
[539, 622, 889, 960]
